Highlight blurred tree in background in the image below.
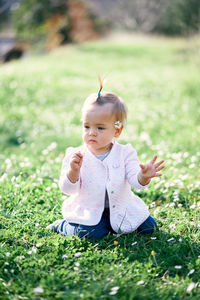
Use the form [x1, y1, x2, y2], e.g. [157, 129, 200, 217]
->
[10, 0, 107, 48]
[0, 0, 199, 52]
[86, 0, 200, 36]
[0, 0, 17, 28]
[0, 0, 9, 26]
[156, 0, 200, 35]
[11, 0, 71, 43]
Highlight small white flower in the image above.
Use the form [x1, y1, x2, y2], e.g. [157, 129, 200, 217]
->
[0, 173, 7, 182]
[106, 278, 114, 282]
[191, 156, 197, 162]
[48, 142, 57, 151]
[42, 149, 48, 155]
[109, 286, 119, 295]
[33, 287, 44, 293]
[32, 247, 37, 253]
[36, 243, 42, 248]
[186, 283, 196, 293]
[5, 159, 11, 165]
[183, 152, 189, 158]
[173, 196, 179, 202]
[131, 242, 137, 246]
[188, 269, 195, 276]
[37, 178, 43, 184]
[174, 265, 182, 269]
[189, 164, 195, 169]
[62, 254, 68, 259]
[151, 237, 157, 240]
[52, 183, 57, 189]
[114, 121, 122, 129]
[28, 247, 37, 255]
[149, 202, 156, 208]
[190, 204, 196, 209]
[74, 252, 81, 257]
[55, 156, 62, 163]
[11, 176, 16, 182]
[167, 238, 175, 242]
[137, 280, 145, 285]
[169, 224, 176, 230]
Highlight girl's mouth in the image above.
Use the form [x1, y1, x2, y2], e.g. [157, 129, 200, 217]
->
[89, 139, 97, 143]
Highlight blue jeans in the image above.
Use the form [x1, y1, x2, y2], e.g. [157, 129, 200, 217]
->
[48, 208, 158, 240]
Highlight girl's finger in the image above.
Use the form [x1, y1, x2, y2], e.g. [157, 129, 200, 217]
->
[156, 165, 165, 172]
[150, 155, 157, 164]
[155, 160, 165, 168]
[75, 153, 83, 159]
[139, 164, 146, 170]
[74, 153, 83, 158]
[75, 153, 83, 160]
[72, 152, 83, 160]
[154, 173, 162, 177]
[72, 157, 81, 164]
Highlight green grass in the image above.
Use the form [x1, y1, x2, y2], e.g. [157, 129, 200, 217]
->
[0, 34, 200, 299]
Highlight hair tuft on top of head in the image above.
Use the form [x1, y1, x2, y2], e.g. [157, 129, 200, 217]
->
[97, 76, 103, 102]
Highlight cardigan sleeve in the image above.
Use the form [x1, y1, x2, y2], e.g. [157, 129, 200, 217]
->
[124, 144, 150, 190]
[58, 147, 81, 195]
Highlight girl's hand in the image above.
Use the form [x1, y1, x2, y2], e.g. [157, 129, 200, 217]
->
[67, 151, 84, 183]
[138, 155, 165, 186]
[70, 151, 83, 172]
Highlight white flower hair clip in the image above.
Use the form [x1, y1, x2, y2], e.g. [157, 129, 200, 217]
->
[114, 121, 122, 129]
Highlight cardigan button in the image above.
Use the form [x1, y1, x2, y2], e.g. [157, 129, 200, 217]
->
[112, 205, 115, 208]
[111, 191, 114, 194]
[112, 163, 120, 168]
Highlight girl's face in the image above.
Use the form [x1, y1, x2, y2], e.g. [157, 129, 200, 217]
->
[82, 103, 122, 155]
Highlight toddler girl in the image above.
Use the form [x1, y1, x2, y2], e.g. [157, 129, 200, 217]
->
[47, 80, 164, 239]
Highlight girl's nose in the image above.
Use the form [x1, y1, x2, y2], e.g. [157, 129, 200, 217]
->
[89, 128, 97, 136]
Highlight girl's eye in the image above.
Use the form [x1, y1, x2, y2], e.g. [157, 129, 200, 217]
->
[84, 126, 90, 129]
[98, 127, 104, 130]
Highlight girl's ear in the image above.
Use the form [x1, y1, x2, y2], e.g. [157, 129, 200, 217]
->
[114, 125, 123, 138]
